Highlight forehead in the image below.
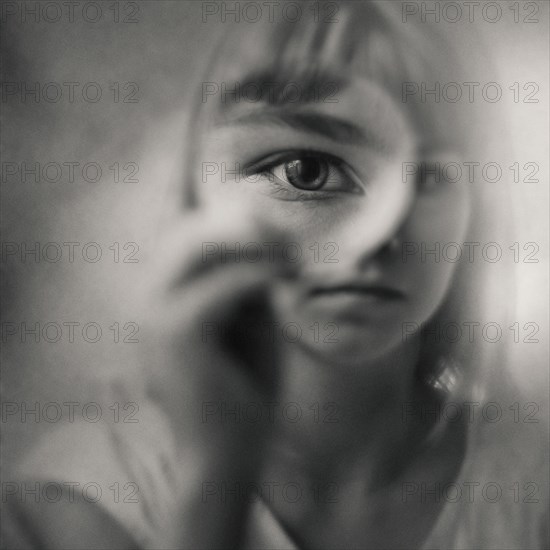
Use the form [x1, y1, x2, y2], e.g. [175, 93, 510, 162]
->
[210, 77, 417, 158]
[201, 3, 469, 154]
[206, 4, 398, 88]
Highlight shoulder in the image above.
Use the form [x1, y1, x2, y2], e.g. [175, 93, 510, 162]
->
[1, 398, 182, 549]
[429, 399, 549, 549]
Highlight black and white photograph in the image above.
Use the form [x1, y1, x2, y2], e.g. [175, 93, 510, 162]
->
[1, 1, 549, 548]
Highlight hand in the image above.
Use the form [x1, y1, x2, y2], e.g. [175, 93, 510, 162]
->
[139, 201, 295, 547]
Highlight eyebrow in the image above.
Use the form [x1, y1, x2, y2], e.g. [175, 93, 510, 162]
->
[220, 68, 350, 109]
[216, 109, 389, 152]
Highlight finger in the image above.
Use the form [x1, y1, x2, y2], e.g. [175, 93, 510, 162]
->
[154, 261, 277, 335]
[151, 205, 296, 290]
[161, 259, 281, 370]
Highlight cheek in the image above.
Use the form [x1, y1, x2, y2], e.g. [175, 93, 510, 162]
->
[400, 185, 470, 322]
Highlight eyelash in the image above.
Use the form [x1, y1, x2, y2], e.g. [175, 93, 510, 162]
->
[243, 150, 364, 201]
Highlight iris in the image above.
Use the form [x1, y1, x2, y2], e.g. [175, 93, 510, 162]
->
[284, 157, 329, 190]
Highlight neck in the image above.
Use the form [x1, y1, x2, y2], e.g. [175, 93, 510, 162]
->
[260, 336, 467, 550]
[267, 335, 434, 486]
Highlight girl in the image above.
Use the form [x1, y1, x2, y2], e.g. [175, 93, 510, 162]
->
[3, 1, 547, 548]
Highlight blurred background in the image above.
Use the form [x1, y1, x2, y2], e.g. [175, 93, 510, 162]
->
[1, 0, 548, 466]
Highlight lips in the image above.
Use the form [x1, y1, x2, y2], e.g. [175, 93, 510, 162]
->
[308, 283, 405, 300]
[299, 281, 406, 324]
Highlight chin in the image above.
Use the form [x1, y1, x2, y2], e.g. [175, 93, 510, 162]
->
[297, 321, 405, 367]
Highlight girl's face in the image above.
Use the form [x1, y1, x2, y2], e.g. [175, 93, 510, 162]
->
[198, 66, 470, 364]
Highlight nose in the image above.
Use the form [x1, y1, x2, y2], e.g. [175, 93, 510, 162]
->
[327, 170, 415, 273]
[369, 232, 402, 258]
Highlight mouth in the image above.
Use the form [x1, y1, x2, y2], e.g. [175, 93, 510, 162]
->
[299, 281, 407, 324]
[308, 284, 405, 300]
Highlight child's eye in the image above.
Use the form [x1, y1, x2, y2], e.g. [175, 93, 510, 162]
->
[246, 150, 364, 198]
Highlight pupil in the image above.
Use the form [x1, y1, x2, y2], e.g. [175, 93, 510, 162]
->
[285, 158, 328, 190]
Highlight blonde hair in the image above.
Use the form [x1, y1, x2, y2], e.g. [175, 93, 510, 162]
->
[181, 0, 518, 413]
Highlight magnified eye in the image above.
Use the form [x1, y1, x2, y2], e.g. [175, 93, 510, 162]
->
[246, 150, 364, 198]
